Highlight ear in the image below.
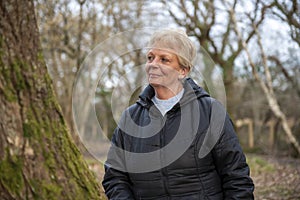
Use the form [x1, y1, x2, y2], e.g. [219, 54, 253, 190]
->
[178, 67, 189, 79]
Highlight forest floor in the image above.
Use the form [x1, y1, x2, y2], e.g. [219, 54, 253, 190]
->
[247, 154, 300, 200]
[86, 153, 300, 200]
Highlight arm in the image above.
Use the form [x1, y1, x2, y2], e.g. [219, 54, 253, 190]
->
[102, 166, 135, 200]
[102, 127, 135, 200]
[212, 115, 254, 199]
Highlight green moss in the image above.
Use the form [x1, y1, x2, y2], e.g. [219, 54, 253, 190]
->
[43, 73, 64, 113]
[67, 178, 86, 200]
[37, 50, 45, 62]
[58, 130, 101, 198]
[0, 34, 3, 51]
[0, 43, 29, 102]
[2, 87, 18, 102]
[29, 179, 63, 200]
[247, 154, 275, 174]
[0, 154, 24, 197]
[12, 59, 27, 90]
[42, 181, 63, 199]
[23, 122, 31, 138]
[23, 109, 41, 139]
[0, 62, 18, 102]
[25, 109, 57, 170]
[23, 121, 38, 139]
[19, 86, 102, 199]
[0, 36, 4, 60]
[43, 151, 56, 170]
[44, 87, 58, 109]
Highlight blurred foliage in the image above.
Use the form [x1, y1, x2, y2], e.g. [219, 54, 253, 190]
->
[35, 0, 300, 157]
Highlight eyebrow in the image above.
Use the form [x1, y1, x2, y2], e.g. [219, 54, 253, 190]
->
[147, 51, 173, 58]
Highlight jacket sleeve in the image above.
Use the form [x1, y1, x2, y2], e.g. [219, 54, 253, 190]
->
[102, 127, 135, 200]
[212, 115, 255, 199]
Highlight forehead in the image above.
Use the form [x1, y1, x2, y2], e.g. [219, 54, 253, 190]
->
[147, 48, 178, 57]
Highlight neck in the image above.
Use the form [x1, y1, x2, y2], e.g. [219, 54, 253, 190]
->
[153, 84, 183, 100]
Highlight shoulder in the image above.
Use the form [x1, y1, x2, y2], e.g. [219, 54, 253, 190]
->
[125, 103, 146, 119]
[119, 102, 150, 127]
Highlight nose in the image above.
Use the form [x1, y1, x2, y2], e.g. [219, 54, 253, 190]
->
[146, 57, 159, 69]
[146, 63, 159, 73]
[151, 56, 160, 65]
[148, 63, 159, 69]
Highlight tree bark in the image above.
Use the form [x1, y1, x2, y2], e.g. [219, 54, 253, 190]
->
[0, 1, 104, 199]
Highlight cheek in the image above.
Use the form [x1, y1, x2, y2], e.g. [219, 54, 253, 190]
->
[161, 67, 179, 77]
[145, 64, 150, 74]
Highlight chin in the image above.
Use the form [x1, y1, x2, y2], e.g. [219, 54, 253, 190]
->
[149, 82, 160, 87]
[148, 79, 161, 86]
[149, 81, 163, 87]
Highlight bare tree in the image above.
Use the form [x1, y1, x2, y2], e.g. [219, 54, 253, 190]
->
[229, 0, 300, 155]
[0, 1, 104, 199]
[37, 0, 150, 141]
[268, 55, 300, 98]
[266, 0, 300, 98]
[36, 0, 113, 142]
[163, 0, 264, 118]
[272, 0, 300, 47]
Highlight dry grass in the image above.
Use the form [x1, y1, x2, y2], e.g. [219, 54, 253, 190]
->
[86, 154, 300, 199]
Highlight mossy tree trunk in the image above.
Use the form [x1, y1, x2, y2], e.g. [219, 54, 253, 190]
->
[0, 1, 104, 199]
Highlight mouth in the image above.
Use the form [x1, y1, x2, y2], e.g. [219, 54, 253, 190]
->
[148, 73, 162, 78]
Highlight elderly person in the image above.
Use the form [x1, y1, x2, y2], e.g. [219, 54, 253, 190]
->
[102, 29, 254, 199]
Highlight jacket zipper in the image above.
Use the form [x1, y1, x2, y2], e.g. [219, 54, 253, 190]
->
[152, 104, 171, 198]
[160, 114, 170, 198]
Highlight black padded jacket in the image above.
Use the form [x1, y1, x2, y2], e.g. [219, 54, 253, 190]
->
[102, 78, 254, 200]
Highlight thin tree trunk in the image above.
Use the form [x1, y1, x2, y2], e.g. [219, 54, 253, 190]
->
[230, 5, 300, 155]
[0, 1, 104, 199]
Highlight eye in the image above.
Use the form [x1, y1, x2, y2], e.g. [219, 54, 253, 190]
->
[147, 55, 154, 62]
[161, 57, 170, 63]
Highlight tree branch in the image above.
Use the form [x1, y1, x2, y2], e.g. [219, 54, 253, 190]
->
[230, 1, 300, 155]
[268, 55, 300, 97]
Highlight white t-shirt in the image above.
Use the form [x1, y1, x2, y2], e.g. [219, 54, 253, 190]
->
[151, 89, 184, 116]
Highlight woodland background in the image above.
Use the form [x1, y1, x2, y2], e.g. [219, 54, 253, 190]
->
[37, 0, 300, 156]
[0, 0, 299, 199]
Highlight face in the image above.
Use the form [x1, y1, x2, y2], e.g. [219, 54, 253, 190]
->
[145, 48, 187, 91]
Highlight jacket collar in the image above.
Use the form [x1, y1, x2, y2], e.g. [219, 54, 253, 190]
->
[137, 78, 210, 108]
